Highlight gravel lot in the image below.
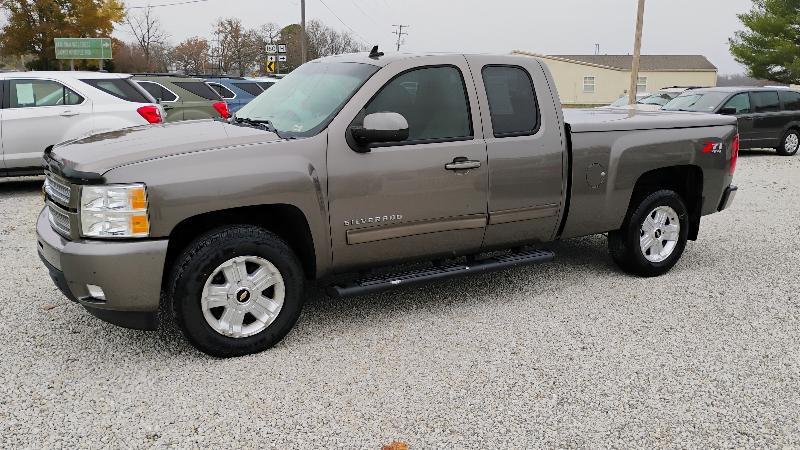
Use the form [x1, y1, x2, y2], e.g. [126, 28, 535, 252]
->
[1, 151, 798, 448]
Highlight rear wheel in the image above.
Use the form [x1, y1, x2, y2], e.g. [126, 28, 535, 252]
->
[608, 190, 689, 277]
[777, 129, 800, 156]
[168, 225, 304, 357]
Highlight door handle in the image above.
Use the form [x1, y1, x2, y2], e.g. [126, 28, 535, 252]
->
[60, 110, 79, 117]
[445, 157, 481, 171]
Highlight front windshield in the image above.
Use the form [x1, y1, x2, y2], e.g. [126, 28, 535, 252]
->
[235, 61, 379, 137]
[610, 97, 629, 107]
[638, 92, 676, 106]
[662, 91, 729, 112]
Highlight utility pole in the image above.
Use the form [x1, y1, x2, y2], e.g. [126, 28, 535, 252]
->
[392, 24, 409, 52]
[628, 0, 646, 105]
[300, 0, 307, 64]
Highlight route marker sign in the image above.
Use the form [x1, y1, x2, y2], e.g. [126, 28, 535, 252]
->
[278, 44, 287, 53]
[55, 38, 112, 59]
[266, 44, 277, 53]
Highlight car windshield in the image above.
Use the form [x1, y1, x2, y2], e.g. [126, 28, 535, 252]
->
[638, 92, 677, 106]
[610, 97, 629, 107]
[234, 62, 379, 137]
[662, 91, 729, 112]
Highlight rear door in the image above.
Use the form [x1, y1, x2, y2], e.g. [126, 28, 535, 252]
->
[750, 90, 783, 147]
[172, 80, 223, 120]
[136, 80, 181, 121]
[326, 56, 489, 271]
[466, 56, 566, 248]
[2, 78, 92, 170]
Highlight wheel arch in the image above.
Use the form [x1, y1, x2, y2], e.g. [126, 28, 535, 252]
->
[162, 204, 318, 286]
[628, 165, 704, 240]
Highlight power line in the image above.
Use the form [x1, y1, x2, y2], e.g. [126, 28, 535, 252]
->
[316, 0, 370, 44]
[126, 0, 216, 9]
[392, 24, 408, 52]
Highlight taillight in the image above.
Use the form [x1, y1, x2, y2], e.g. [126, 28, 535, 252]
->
[137, 105, 162, 124]
[730, 133, 740, 175]
[213, 101, 231, 119]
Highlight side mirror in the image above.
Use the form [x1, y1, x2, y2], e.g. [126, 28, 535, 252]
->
[349, 112, 409, 151]
[719, 107, 738, 115]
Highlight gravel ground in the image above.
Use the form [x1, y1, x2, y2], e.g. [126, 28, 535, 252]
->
[0, 150, 799, 448]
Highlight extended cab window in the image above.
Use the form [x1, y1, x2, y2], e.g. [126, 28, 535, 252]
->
[364, 66, 472, 142]
[751, 91, 780, 113]
[482, 66, 539, 137]
[780, 90, 800, 111]
[9, 79, 83, 108]
[722, 93, 751, 114]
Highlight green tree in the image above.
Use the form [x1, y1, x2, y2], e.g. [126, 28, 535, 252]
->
[730, 0, 800, 84]
[0, 0, 125, 70]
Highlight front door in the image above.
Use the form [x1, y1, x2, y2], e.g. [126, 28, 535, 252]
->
[2, 78, 92, 170]
[749, 90, 783, 148]
[326, 57, 488, 272]
[720, 92, 755, 148]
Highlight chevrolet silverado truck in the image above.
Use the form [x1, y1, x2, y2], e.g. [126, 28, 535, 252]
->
[37, 50, 739, 357]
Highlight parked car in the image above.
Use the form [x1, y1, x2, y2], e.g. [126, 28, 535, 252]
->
[0, 71, 162, 177]
[203, 77, 266, 113]
[245, 76, 281, 91]
[663, 86, 800, 156]
[607, 92, 650, 108]
[132, 74, 230, 122]
[38, 52, 739, 356]
[608, 87, 697, 111]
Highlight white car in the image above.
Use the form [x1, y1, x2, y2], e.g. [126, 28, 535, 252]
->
[0, 71, 163, 177]
[607, 87, 698, 111]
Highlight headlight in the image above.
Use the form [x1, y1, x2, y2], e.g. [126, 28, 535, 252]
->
[80, 184, 150, 238]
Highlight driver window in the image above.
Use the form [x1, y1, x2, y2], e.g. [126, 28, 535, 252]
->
[722, 93, 751, 114]
[364, 66, 472, 142]
[10, 79, 83, 108]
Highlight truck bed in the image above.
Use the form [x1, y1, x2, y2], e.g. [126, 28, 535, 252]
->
[564, 108, 737, 133]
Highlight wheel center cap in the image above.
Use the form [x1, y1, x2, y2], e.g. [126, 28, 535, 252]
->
[235, 288, 252, 304]
[654, 229, 662, 239]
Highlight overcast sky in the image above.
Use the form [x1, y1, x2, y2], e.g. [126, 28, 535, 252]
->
[117, 0, 755, 74]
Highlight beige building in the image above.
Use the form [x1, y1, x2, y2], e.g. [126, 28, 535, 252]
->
[513, 51, 718, 107]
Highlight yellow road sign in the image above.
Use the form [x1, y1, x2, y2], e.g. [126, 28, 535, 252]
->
[266, 61, 276, 73]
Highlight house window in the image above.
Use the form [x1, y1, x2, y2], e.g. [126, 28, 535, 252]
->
[583, 76, 596, 93]
[637, 76, 647, 93]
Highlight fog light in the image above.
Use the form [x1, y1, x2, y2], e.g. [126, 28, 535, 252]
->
[86, 284, 106, 300]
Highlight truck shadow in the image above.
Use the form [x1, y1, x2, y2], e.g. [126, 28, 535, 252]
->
[0, 177, 44, 194]
[739, 149, 778, 158]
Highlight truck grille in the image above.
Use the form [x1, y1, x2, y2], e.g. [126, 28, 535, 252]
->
[44, 173, 71, 206]
[47, 203, 71, 236]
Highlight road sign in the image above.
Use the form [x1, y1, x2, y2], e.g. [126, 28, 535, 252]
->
[267, 55, 277, 62]
[278, 44, 287, 53]
[278, 55, 287, 62]
[54, 38, 112, 59]
[266, 61, 276, 73]
[266, 44, 277, 53]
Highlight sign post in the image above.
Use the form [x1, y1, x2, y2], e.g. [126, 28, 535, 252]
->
[55, 38, 112, 71]
[265, 42, 288, 75]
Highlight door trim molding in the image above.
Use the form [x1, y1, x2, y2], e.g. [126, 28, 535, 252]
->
[346, 214, 487, 245]
[488, 204, 559, 225]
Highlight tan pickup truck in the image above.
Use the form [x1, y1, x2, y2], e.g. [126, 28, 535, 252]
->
[38, 50, 739, 356]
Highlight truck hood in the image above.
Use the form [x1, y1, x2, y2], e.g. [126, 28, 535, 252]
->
[565, 108, 738, 133]
[49, 119, 282, 177]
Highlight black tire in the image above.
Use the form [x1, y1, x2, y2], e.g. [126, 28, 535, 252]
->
[776, 129, 800, 156]
[168, 225, 304, 357]
[608, 190, 689, 277]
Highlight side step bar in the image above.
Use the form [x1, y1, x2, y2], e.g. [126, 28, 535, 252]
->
[328, 249, 554, 298]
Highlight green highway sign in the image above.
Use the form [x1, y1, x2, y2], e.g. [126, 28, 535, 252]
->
[54, 38, 112, 60]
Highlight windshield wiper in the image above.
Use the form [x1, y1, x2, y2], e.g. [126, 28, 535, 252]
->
[234, 117, 282, 138]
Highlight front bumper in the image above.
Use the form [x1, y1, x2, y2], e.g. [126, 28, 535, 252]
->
[718, 185, 738, 211]
[36, 208, 168, 330]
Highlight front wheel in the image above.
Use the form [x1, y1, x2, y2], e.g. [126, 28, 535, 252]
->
[777, 129, 800, 156]
[168, 225, 305, 357]
[608, 190, 689, 277]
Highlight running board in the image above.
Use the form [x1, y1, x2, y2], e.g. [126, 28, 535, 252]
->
[328, 249, 554, 298]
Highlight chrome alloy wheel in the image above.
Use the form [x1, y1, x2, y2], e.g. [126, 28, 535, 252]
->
[201, 256, 285, 338]
[639, 206, 680, 263]
[786, 133, 799, 153]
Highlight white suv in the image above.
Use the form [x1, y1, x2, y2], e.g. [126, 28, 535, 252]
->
[0, 71, 163, 177]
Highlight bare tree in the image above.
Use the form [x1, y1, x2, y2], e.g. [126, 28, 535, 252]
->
[171, 36, 209, 74]
[213, 17, 259, 76]
[126, 6, 169, 71]
[304, 19, 364, 60]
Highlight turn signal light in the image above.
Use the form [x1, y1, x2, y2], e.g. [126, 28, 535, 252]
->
[730, 134, 740, 175]
[213, 101, 231, 119]
[137, 105, 163, 124]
